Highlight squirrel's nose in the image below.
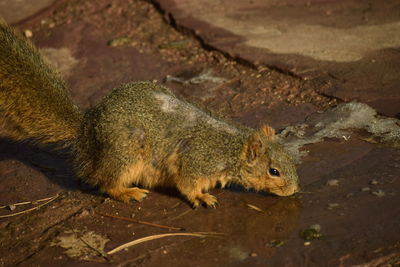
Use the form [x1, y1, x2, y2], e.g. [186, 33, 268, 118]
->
[293, 184, 300, 194]
[284, 183, 300, 196]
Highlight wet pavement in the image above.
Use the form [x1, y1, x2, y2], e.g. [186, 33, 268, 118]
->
[0, 0, 399, 266]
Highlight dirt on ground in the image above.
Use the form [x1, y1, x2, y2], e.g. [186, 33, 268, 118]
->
[0, 0, 399, 266]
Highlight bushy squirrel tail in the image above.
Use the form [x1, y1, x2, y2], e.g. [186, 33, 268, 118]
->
[0, 21, 82, 145]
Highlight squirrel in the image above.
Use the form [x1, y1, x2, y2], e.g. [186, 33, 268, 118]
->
[0, 22, 300, 208]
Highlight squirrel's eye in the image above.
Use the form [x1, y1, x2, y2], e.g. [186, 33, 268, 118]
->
[269, 168, 280, 177]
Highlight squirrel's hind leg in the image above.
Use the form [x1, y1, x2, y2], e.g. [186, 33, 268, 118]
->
[98, 160, 153, 203]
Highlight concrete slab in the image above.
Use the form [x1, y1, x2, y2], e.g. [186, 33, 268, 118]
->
[0, 0, 57, 24]
[153, 0, 400, 117]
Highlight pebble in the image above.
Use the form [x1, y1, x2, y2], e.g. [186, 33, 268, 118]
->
[372, 190, 386, 197]
[369, 179, 379, 185]
[327, 203, 339, 210]
[108, 37, 134, 47]
[8, 204, 16, 211]
[24, 30, 33, 38]
[326, 179, 339, 186]
[304, 241, 311, 246]
[361, 187, 370, 192]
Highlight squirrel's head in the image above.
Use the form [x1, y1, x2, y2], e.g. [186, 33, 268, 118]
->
[239, 125, 299, 196]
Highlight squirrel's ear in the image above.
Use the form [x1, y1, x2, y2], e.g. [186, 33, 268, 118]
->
[243, 133, 263, 164]
[260, 125, 276, 140]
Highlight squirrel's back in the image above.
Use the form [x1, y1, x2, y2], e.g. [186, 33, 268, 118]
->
[75, 82, 299, 205]
[75, 82, 252, 185]
[0, 22, 82, 144]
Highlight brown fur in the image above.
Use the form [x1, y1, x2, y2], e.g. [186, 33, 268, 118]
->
[0, 22, 300, 208]
[0, 22, 82, 145]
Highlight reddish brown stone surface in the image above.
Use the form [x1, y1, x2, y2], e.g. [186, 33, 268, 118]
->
[0, 0, 399, 266]
[0, 0, 57, 24]
[152, 0, 400, 117]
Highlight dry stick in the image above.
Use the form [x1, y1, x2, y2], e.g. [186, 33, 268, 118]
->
[166, 208, 192, 222]
[107, 232, 218, 255]
[191, 232, 225, 236]
[96, 212, 184, 231]
[78, 236, 110, 262]
[0, 194, 59, 218]
[209, 77, 239, 92]
[0, 195, 58, 209]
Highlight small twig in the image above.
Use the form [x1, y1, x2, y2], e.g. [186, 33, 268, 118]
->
[166, 208, 192, 222]
[0, 195, 58, 209]
[246, 204, 264, 213]
[209, 77, 239, 92]
[78, 235, 110, 262]
[107, 232, 221, 255]
[192, 232, 225, 236]
[170, 202, 181, 209]
[96, 212, 184, 231]
[0, 194, 59, 218]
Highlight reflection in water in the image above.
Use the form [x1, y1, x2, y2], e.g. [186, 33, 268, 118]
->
[222, 197, 301, 260]
[175, 195, 301, 265]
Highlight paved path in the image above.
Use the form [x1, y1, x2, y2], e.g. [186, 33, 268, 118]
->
[0, 1, 399, 266]
[154, 0, 400, 117]
[0, 0, 57, 24]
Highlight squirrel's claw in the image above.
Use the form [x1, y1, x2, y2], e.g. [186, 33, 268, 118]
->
[198, 193, 218, 208]
[131, 187, 149, 202]
[189, 193, 218, 208]
[191, 200, 201, 209]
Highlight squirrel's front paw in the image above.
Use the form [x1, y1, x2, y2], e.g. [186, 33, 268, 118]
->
[192, 193, 218, 209]
[127, 187, 149, 202]
[106, 186, 149, 203]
